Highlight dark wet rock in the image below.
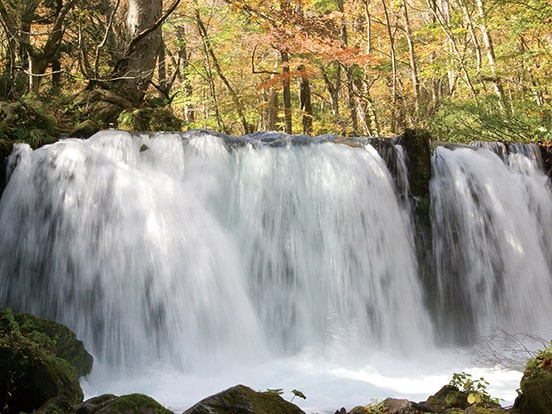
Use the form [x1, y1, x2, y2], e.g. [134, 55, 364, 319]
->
[0, 308, 88, 413]
[182, 384, 305, 414]
[75, 393, 174, 414]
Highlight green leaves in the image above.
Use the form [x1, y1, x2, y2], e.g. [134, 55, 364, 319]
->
[449, 372, 501, 407]
[291, 389, 306, 400]
[265, 388, 307, 402]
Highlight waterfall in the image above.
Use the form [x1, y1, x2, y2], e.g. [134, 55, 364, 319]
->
[1, 130, 550, 410]
[431, 144, 552, 344]
[0, 130, 432, 371]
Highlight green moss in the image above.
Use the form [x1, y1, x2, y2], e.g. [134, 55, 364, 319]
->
[0, 309, 87, 414]
[0, 99, 57, 147]
[518, 342, 552, 413]
[77, 394, 174, 414]
[118, 107, 182, 131]
[184, 384, 304, 414]
[70, 119, 100, 138]
[8, 310, 93, 376]
[103, 394, 174, 413]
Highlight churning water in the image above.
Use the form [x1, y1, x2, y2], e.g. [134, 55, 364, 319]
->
[0, 130, 550, 411]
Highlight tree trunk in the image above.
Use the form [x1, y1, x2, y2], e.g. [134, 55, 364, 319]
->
[361, 0, 372, 54]
[281, 50, 292, 134]
[426, 0, 478, 102]
[0, 0, 78, 94]
[260, 87, 279, 131]
[298, 65, 313, 135]
[119, 0, 163, 102]
[354, 77, 380, 136]
[458, 0, 482, 72]
[475, 0, 506, 111]
[197, 20, 226, 133]
[195, 8, 252, 133]
[337, 0, 358, 135]
[321, 64, 343, 133]
[401, 0, 421, 116]
[381, 0, 398, 132]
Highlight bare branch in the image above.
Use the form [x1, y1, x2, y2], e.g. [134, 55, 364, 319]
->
[252, 44, 279, 75]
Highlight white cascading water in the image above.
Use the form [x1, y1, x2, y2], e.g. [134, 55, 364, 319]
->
[431, 144, 552, 345]
[0, 130, 549, 411]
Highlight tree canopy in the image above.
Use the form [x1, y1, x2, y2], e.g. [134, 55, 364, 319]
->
[0, 0, 551, 141]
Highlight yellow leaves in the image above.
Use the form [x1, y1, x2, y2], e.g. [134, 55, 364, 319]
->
[467, 392, 481, 405]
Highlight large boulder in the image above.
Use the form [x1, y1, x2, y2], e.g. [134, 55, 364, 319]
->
[183, 384, 305, 414]
[75, 394, 174, 414]
[515, 342, 552, 414]
[0, 308, 92, 413]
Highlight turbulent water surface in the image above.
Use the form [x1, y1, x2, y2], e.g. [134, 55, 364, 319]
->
[1, 130, 550, 412]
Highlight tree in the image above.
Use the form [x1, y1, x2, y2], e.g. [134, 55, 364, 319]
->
[112, 0, 180, 103]
[194, 4, 252, 133]
[0, 0, 78, 94]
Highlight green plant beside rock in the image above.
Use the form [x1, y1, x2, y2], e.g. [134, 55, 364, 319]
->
[515, 341, 552, 414]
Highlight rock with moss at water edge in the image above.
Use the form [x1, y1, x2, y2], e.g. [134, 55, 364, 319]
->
[75, 393, 174, 414]
[0, 308, 89, 413]
[183, 384, 305, 414]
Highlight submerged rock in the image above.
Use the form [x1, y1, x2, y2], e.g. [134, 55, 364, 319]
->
[75, 393, 174, 414]
[0, 308, 90, 413]
[182, 384, 305, 414]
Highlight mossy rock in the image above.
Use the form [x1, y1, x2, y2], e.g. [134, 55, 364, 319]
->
[0, 100, 57, 146]
[183, 384, 305, 414]
[71, 119, 100, 139]
[0, 309, 86, 413]
[75, 393, 174, 414]
[2, 309, 93, 376]
[418, 385, 469, 412]
[396, 128, 432, 201]
[516, 344, 552, 414]
[117, 107, 182, 131]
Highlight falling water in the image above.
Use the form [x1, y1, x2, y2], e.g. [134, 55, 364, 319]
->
[0, 130, 550, 411]
[431, 144, 552, 344]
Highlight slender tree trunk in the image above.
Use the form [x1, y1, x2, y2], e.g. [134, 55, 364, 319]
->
[298, 65, 313, 135]
[361, 0, 372, 54]
[354, 77, 379, 136]
[337, 0, 358, 135]
[261, 86, 278, 131]
[519, 36, 544, 107]
[157, 39, 167, 97]
[458, 0, 482, 72]
[475, 0, 506, 110]
[427, 0, 478, 102]
[200, 41, 226, 133]
[401, 0, 421, 115]
[168, 25, 194, 121]
[281, 50, 292, 134]
[321, 64, 343, 133]
[195, 8, 251, 133]
[381, 0, 398, 132]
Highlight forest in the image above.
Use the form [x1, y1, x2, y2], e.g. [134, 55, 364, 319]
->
[0, 0, 551, 144]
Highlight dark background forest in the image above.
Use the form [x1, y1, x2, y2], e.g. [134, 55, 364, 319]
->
[1, 0, 551, 146]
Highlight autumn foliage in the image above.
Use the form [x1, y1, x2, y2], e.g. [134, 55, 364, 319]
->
[0, 0, 550, 140]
